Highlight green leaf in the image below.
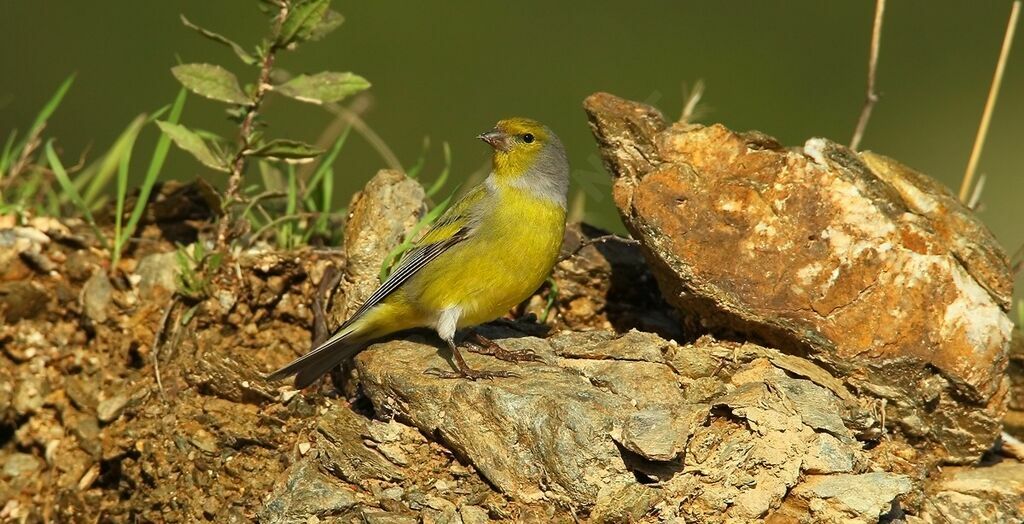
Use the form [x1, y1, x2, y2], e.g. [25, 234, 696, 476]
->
[248, 139, 323, 162]
[45, 141, 107, 248]
[156, 120, 230, 172]
[171, 63, 249, 105]
[180, 15, 258, 65]
[275, 72, 370, 105]
[276, 0, 330, 47]
[308, 9, 343, 41]
[258, 160, 286, 192]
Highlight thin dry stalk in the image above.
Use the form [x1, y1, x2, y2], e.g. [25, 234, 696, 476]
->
[967, 173, 987, 210]
[850, 0, 886, 151]
[680, 79, 706, 123]
[324, 99, 403, 173]
[560, 234, 639, 262]
[959, 1, 1021, 202]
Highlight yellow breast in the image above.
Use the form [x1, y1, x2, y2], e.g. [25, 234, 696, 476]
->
[411, 185, 566, 327]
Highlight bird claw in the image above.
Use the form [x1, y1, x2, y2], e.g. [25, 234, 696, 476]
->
[424, 366, 519, 381]
[468, 344, 543, 363]
[466, 335, 544, 363]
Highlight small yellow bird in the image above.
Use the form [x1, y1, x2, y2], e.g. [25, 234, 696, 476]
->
[268, 118, 569, 387]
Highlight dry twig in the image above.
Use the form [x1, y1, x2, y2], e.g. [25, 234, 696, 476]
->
[679, 79, 707, 124]
[959, 1, 1021, 202]
[560, 234, 640, 262]
[850, 0, 886, 151]
[151, 297, 179, 402]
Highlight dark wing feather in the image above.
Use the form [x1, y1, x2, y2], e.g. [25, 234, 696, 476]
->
[336, 227, 469, 331]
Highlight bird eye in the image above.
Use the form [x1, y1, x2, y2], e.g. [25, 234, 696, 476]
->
[522, 133, 535, 144]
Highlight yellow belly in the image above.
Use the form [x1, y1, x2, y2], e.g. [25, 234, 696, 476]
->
[400, 187, 565, 328]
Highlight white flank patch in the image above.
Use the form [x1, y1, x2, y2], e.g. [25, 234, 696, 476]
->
[436, 306, 462, 343]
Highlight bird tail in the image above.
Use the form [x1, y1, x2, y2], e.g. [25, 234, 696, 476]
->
[266, 321, 369, 389]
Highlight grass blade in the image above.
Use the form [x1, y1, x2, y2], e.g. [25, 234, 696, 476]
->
[46, 140, 107, 248]
[405, 137, 430, 179]
[280, 164, 298, 249]
[302, 125, 350, 210]
[0, 129, 17, 174]
[303, 167, 334, 244]
[81, 114, 147, 208]
[426, 142, 451, 198]
[13, 169, 43, 213]
[122, 89, 188, 255]
[13, 75, 75, 162]
[111, 118, 144, 266]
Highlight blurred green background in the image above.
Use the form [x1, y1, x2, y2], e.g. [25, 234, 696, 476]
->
[2, 1, 1022, 298]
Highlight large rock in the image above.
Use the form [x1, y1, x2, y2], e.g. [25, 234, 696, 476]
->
[354, 329, 913, 522]
[329, 169, 425, 326]
[916, 461, 1024, 523]
[583, 92, 1013, 463]
[1006, 330, 1024, 439]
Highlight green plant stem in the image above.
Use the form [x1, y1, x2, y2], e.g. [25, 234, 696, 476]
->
[216, 4, 288, 250]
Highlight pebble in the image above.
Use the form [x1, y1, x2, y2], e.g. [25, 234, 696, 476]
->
[97, 393, 129, 423]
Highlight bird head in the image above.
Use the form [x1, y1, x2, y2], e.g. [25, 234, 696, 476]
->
[477, 118, 569, 204]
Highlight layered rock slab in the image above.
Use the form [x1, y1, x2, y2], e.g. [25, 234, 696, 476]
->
[354, 330, 911, 522]
[583, 92, 1013, 463]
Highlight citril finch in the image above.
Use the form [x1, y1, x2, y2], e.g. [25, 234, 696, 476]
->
[268, 118, 569, 387]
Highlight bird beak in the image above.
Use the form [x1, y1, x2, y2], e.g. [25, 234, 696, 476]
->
[477, 129, 510, 152]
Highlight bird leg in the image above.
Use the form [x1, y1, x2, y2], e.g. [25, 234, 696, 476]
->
[466, 332, 543, 363]
[425, 337, 519, 380]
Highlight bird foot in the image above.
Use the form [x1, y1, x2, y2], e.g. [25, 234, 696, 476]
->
[424, 366, 518, 381]
[466, 333, 543, 363]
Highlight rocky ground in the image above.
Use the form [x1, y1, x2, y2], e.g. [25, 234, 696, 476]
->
[1, 93, 1022, 523]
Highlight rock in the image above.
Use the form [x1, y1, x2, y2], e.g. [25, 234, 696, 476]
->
[616, 407, 683, 461]
[584, 92, 1013, 463]
[134, 251, 180, 300]
[1005, 330, 1024, 439]
[97, 393, 130, 423]
[65, 376, 99, 413]
[258, 459, 358, 523]
[917, 460, 1024, 523]
[2, 452, 41, 478]
[591, 483, 664, 523]
[0, 281, 48, 323]
[801, 434, 856, 475]
[769, 472, 913, 523]
[459, 504, 490, 524]
[361, 509, 418, 524]
[0, 227, 50, 281]
[355, 330, 878, 520]
[12, 375, 47, 416]
[186, 350, 279, 404]
[329, 169, 425, 326]
[314, 403, 403, 487]
[81, 270, 113, 323]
